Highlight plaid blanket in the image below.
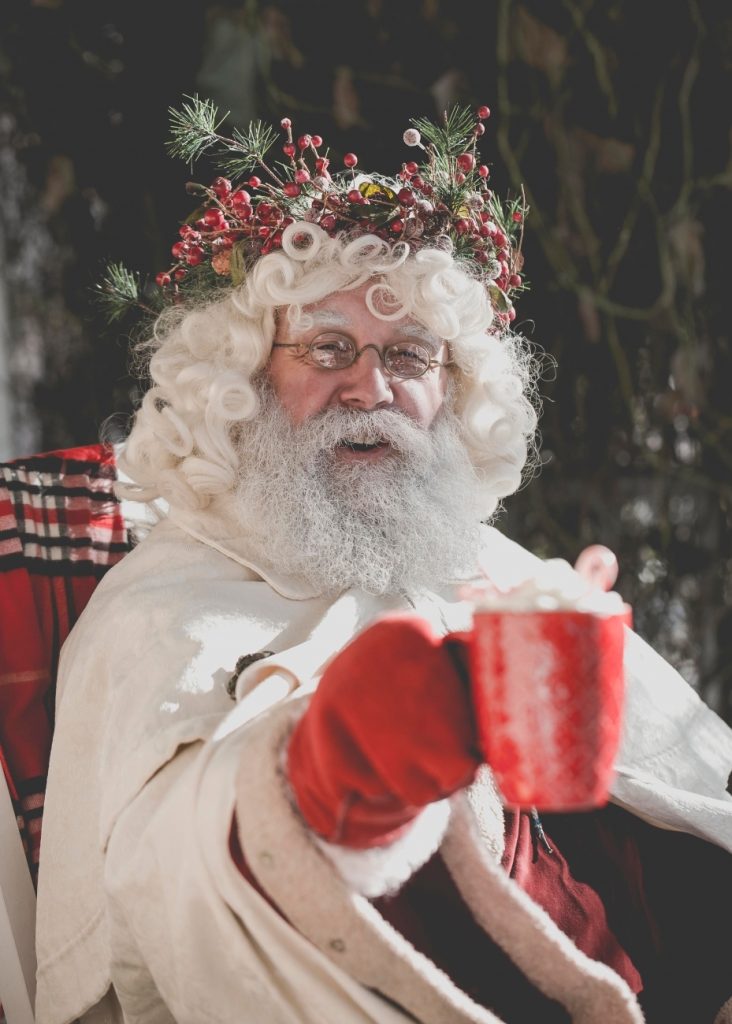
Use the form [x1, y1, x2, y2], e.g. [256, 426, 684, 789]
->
[0, 444, 130, 885]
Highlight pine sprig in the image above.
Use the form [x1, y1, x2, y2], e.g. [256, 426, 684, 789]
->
[94, 262, 152, 322]
[167, 95, 227, 164]
[411, 106, 475, 157]
[216, 121, 279, 179]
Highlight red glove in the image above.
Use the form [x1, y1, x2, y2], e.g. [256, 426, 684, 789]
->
[286, 614, 481, 849]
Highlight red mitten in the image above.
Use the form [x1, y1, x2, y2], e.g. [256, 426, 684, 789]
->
[286, 614, 480, 849]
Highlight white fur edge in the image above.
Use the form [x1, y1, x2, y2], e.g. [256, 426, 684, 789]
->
[311, 800, 452, 898]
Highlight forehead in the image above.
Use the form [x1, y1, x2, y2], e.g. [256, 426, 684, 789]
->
[285, 286, 441, 346]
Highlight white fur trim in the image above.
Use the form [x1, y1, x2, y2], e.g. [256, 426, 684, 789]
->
[313, 800, 452, 898]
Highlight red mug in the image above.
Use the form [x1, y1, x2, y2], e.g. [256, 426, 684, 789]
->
[469, 604, 631, 811]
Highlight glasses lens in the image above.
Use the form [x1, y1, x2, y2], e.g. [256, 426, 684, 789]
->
[309, 335, 356, 369]
[384, 341, 432, 378]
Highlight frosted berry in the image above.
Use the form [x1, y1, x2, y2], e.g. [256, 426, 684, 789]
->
[294, 169, 311, 183]
[280, 117, 292, 129]
[211, 177, 232, 198]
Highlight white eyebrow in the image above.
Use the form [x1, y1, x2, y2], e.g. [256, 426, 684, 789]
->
[290, 310, 351, 334]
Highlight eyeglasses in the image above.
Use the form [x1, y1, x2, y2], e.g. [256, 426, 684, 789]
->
[272, 334, 453, 380]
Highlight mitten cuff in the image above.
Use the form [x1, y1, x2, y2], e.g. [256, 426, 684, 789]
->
[312, 799, 452, 898]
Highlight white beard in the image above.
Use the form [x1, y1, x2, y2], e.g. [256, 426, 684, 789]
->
[232, 383, 486, 596]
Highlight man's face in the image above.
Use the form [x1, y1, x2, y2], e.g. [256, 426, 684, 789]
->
[267, 284, 450, 459]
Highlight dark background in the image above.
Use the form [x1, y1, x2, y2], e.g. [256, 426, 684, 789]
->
[1, 0, 731, 721]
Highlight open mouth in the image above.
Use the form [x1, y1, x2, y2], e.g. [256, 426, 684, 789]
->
[336, 438, 390, 454]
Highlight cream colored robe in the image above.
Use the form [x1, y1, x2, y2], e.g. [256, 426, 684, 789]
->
[35, 510, 732, 1024]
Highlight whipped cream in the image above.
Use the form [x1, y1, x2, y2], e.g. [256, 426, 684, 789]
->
[462, 557, 628, 616]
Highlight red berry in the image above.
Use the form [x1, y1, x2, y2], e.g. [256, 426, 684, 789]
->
[231, 189, 251, 206]
[283, 143, 296, 158]
[410, 174, 424, 189]
[347, 188, 362, 203]
[404, 161, 419, 175]
[478, 165, 490, 179]
[186, 245, 205, 266]
[236, 204, 253, 220]
[297, 134, 311, 149]
[479, 224, 491, 237]
[156, 272, 171, 287]
[320, 213, 337, 231]
[195, 218, 207, 231]
[248, 176, 262, 189]
[315, 157, 330, 172]
[477, 105, 491, 120]
[343, 152, 358, 168]
[257, 202, 273, 218]
[294, 168, 311, 183]
[173, 267, 187, 281]
[455, 172, 466, 185]
[204, 208, 224, 227]
[211, 176, 231, 198]
[512, 211, 523, 222]
[474, 251, 489, 264]
[179, 224, 194, 238]
[280, 117, 292, 129]
[509, 274, 522, 287]
[283, 182, 301, 198]
[397, 187, 415, 206]
[474, 123, 486, 137]
[457, 153, 475, 172]
[282, 216, 295, 227]
[171, 241, 188, 259]
[310, 135, 323, 148]
[507, 307, 516, 321]
[494, 230, 507, 247]
[455, 218, 472, 235]
[390, 219, 404, 233]
[258, 225, 270, 238]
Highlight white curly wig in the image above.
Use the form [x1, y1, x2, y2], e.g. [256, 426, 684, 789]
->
[117, 223, 540, 521]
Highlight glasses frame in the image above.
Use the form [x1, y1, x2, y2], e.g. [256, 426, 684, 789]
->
[271, 338, 454, 380]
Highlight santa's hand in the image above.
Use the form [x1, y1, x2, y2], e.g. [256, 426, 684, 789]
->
[286, 614, 480, 849]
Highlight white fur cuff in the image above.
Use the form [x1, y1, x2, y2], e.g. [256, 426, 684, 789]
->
[313, 800, 452, 899]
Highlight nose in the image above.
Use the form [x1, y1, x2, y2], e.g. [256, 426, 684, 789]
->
[336, 348, 394, 410]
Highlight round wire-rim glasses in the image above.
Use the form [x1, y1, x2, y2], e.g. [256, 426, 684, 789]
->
[272, 335, 453, 380]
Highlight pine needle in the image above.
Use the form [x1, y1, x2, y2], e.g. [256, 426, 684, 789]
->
[167, 95, 228, 164]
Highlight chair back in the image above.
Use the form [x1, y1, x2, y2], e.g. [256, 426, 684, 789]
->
[0, 445, 130, 1023]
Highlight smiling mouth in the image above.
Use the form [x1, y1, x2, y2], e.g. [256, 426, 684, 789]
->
[337, 439, 390, 453]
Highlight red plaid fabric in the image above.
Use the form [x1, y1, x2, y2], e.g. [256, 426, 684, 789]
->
[0, 444, 131, 885]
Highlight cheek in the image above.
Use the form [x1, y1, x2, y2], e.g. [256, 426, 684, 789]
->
[269, 360, 335, 425]
[399, 372, 449, 428]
